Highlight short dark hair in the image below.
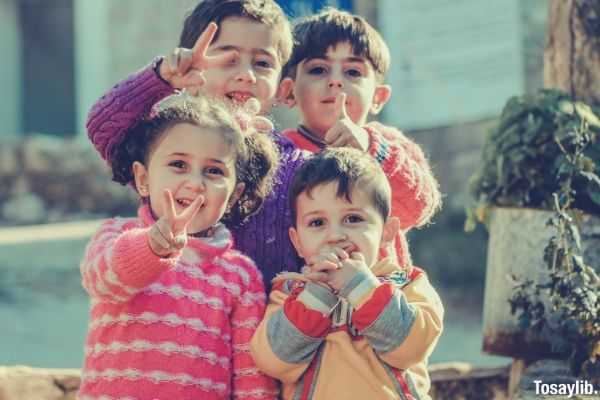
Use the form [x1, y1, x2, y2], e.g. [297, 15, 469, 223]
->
[283, 8, 390, 81]
[180, 0, 293, 65]
[109, 94, 279, 224]
[289, 148, 391, 226]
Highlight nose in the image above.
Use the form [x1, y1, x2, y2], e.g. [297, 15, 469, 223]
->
[328, 69, 343, 89]
[234, 60, 257, 84]
[327, 226, 348, 244]
[185, 175, 205, 192]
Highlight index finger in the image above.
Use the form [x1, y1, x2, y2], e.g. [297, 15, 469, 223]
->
[192, 22, 218, 58]
[163, 189, 178, 222]
[176, 194, 204, 229]
[333, 92, 349, 120]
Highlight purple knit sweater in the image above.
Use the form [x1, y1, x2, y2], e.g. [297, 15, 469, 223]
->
[86, 61, 305, 287]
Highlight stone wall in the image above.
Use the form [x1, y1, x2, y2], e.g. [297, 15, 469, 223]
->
[0, 135, 136, 226]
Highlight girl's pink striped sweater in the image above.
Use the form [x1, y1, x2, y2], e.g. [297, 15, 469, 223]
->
[78, 205, 279, 400]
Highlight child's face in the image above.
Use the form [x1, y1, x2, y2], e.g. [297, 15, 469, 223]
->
[133, 123, 243, 234]
[282, 42, 391, 137]
[201, 17, 283, 114]
[289, 182, 397, 269]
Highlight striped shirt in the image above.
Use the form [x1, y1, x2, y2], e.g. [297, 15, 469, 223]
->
[78, 205, 278, 400]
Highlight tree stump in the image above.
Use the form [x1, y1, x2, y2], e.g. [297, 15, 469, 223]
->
[544, 0, 600, 106]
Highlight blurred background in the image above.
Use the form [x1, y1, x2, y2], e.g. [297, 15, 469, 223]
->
[0, 0, 549, 369]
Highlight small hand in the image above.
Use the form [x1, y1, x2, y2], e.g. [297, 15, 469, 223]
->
[148, 189, 204, 257]
[159, 22, 236, 94]
[324, 93, 369, 151]
[238, 98, 274, 134]
[326, 251, 372, 293]
[302, 245, 350, 283]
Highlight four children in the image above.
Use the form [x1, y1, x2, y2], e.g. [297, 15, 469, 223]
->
[80, 1, 444, 399]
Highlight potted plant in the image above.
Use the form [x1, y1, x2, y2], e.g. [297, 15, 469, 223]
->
[465, 89, 600, 381]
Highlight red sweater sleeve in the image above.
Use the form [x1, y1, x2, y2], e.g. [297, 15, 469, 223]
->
[79, 218, 178, 303]
[365, 121, 441, 230]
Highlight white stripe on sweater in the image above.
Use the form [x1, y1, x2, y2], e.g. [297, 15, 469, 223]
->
[235, 367, 262, 377]
[145, 283, 230, 312]
[173, 263, 242, 296]
[234, 388, 280, 399]
[240, 290, 265, 306]
[89, 312, 231, 340]
[213, 258, 250, 285]
[232, 317, 260, 329]
[82, 369, 227, 393]
[86, 340, 230, 368]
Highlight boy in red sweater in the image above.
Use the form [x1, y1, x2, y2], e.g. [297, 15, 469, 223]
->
[279, 8, 441, 269]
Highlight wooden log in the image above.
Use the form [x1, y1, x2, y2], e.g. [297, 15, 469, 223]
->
[544, 0, 600, 106]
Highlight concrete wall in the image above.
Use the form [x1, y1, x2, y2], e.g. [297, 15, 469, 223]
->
[74, 0, 198, 138]
[0, 0, 21, 136]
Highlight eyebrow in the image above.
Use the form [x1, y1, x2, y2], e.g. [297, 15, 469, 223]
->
[307, 55, 368, 64]
[214, 44, 277, 59]
[168, 153, 227, 165]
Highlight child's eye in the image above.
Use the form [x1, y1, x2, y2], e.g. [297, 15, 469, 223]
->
[205, 166, 224, 176]
[308, 218, 325, 227]
[344, 214, 364, 223]
[345, 68, 363, 78]
[169, 160, 187, 170]
[308, 66, 327, 75]
[255, 59, 273, 69]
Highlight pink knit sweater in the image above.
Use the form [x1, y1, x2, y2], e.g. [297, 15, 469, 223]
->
[78, 205, 279, 400]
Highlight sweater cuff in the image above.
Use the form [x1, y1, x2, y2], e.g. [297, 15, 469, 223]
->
[111, 227, 179, 288]
[366, 127, 390, 166]
[297, 282, 339, 316]
[339, 269, 380, 309]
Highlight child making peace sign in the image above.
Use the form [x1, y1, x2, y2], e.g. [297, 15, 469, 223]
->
[78, 94, 279, 400]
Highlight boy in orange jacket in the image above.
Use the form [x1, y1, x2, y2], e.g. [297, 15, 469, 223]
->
[250, 148, 444, 400]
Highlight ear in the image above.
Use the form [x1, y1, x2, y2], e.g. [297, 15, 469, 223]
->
[277, 77, 296, 108]
[370, 84, 392, 115]
[288, 226, 305, 259]
[228, 182, 246, 207]
[132, 161, 150, 197]
[381, 216, 400, 247]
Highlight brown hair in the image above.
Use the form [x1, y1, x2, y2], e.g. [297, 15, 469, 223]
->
[180, 0, 293, 64]
[289, 147, 391, 226]
[283, 8, 390, 81]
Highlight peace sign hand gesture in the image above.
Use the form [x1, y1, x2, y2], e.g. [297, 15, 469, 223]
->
[159, 22, 235, 95]
[324, 93, 370, 151]
[148, 189, 204, 257]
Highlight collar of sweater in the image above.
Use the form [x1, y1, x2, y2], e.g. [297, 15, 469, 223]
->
[138, 205, 233, 258]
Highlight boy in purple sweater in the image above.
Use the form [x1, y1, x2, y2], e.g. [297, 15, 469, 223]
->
[87, 0, 440, 289]
[88, 0, 305, 286]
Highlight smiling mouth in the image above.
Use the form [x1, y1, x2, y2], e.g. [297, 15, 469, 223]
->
[176, 198, 204, 209]
[226, 92, 254, 104]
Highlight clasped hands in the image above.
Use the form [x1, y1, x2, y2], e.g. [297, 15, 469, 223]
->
[301, 244, 374, 295]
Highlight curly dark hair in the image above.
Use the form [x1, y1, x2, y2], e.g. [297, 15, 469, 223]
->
[109, 94, 279, 224]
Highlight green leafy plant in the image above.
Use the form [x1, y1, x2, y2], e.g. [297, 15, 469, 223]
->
[466, 89, 600, 382]
[465, 89, 600, 231]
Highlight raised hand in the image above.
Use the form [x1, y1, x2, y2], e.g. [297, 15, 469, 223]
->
[236, 98, 274, 134]
[324, 93, 370, 151]
[159, 22, 236, 94]
[148, 189, 204, 257]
